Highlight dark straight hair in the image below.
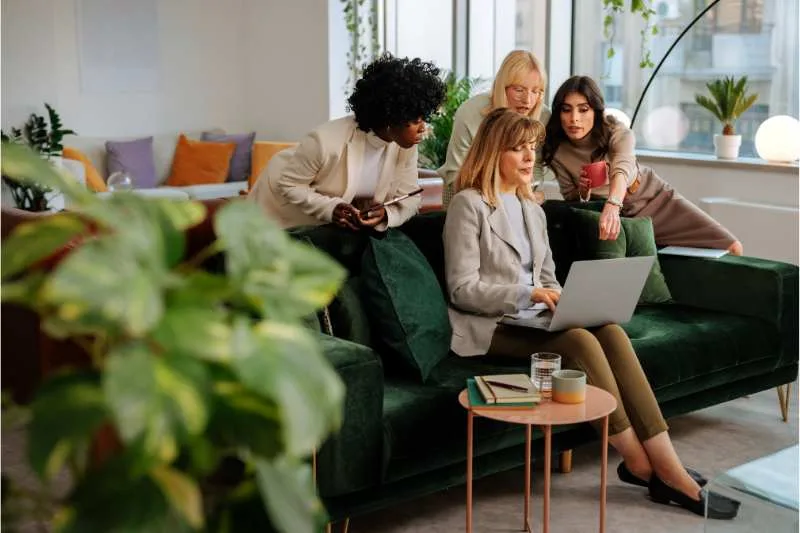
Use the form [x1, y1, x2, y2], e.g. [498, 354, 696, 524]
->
[542, 75, 610, 166]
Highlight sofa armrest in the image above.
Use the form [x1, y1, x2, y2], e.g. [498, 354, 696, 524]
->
[315, 334, 385, 498]
[660, 254, 798, 367]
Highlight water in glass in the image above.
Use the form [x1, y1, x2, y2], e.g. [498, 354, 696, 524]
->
[531, 352, 561, 399]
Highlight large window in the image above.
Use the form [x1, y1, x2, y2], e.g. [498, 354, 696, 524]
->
[572, 0, 799, 157]
[385, 0, 546, 85]
[385, 0, 453, 73]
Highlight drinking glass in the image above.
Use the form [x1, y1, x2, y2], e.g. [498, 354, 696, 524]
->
[107, 171, 133, 192]
[531, 352, 561, 399]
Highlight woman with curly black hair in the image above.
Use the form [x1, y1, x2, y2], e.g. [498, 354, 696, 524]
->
[250, 53, 445, 230]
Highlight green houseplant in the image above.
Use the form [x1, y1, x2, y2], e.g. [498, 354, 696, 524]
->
[418, 71, 479, 169]
[1, 103, 76, 211]
[1, 143, 346, 532]
[340, 0, 380, 98]
[695, 75, 758, 159]
[602, 0, 659, 68]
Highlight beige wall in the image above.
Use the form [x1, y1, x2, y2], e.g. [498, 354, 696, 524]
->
[1, 0, 332, 140]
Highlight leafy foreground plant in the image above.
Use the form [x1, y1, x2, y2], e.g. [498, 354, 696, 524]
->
[1, 143, 346, 532]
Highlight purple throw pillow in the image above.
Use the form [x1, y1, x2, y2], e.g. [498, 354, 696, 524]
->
[201, 131, 256, 182]
[105, 137, 158, 189]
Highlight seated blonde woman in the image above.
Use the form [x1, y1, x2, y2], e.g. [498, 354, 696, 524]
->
[443, 108, 739, 520]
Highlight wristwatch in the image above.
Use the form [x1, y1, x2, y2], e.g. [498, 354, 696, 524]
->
[606, 195, 623, 208]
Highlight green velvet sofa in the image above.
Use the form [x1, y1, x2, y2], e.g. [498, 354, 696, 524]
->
[290, 201, 799, 523]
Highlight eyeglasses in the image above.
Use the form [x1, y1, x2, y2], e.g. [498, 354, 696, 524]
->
[508, 85, 545, 99]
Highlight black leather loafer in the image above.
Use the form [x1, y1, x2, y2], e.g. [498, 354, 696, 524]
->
[648, 474, 739, 519]
[617, 462, 708, 488]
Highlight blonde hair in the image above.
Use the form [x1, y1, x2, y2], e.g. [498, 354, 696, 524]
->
[487, 50, 548, 120]
[456, 108, 546, 207]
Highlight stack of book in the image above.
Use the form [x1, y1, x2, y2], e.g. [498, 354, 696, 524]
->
[467, 374, 540, 407]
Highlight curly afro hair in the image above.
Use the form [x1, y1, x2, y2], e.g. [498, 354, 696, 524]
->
[347, 53, 446, 133]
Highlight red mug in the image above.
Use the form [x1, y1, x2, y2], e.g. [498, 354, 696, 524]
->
[582, 161, 608, 188]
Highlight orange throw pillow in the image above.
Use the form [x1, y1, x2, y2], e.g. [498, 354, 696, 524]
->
[249, 141, 298, 189]
[166, 134, 237, 187]
[63, 147, 108, 192]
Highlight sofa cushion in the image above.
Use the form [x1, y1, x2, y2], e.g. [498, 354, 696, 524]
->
[624, 305, 781, 396]
[623, 217, 672, 304]
[249, 141, 298, 189]
[397, 212, 448, 295]
[105, 136, 158, 189]
[166, 135, 237, 187]
[360, 230, 451, 381]
[201, 131, 256, 182]
[325, 276, 372, 347]
[571, 208, 672, 304]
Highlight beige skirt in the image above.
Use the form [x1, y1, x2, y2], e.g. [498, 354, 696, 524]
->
[622, 166, 738, 249]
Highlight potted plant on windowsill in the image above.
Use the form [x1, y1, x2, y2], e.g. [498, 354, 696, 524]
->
[1, 143, 346, 532]
[695, 76, 758, 160]
[1, 103, 76, 211]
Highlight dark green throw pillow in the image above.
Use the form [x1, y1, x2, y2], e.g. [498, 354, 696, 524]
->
[620, 216, 672, 304]
[325, 276, 372, 347]
[570, 208, 672, 305]
[360, 230, 452, 381]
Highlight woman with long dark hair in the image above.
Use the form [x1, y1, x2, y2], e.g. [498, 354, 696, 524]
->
[542, 75, 742, 254]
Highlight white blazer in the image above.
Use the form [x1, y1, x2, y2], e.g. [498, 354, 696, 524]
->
[444, 189, 561, 356]
[249, 116, 421, 229]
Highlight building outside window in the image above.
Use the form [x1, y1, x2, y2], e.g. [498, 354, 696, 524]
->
[572, 0, 799, 157]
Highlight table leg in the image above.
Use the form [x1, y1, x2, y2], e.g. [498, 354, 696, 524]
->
[524, 424, 532, 532]
[543, 425, 551, 533]
[466, 410, 473, 533]
[600, 415, 609, 533]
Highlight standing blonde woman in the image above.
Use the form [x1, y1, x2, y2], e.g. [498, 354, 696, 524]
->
[438, 50, 550, 208]
[444, 108, 739, 520]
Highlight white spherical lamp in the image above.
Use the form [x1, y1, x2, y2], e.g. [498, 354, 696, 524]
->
[754, 115, 800, 163]
[604, 108, 632, 128]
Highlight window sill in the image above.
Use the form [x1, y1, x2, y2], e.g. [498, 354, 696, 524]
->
[636, 149, 799, 175]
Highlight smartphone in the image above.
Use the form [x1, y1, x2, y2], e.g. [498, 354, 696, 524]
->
[359, 188, 424, 217]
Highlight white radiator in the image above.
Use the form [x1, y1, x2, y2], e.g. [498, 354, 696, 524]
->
[700, 197, 799, 265]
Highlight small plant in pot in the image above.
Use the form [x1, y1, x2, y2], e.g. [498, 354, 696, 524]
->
[695, 76, 758, 160]
[1, 103, 76, 211]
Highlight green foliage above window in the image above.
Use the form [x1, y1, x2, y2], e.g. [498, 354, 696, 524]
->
[602, 0, 659, 69]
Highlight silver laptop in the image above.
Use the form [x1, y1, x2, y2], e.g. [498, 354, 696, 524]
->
[500, 256, 656, 332]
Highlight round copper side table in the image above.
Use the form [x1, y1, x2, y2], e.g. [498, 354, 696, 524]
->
[458, 385, 617, 533]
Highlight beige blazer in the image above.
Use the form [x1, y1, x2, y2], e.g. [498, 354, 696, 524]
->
[249, 116, 421, 229]
[443, 189, 561, 356]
